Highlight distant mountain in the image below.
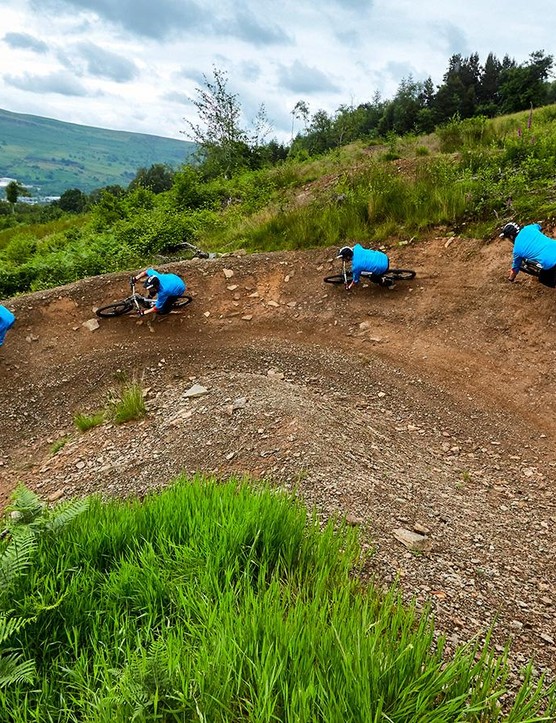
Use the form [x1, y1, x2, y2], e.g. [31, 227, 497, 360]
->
[0, 108, 197, 197]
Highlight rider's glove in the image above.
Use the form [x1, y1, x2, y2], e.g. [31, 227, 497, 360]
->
[137, 309, 146, 317]
[130, 276, 137, 285]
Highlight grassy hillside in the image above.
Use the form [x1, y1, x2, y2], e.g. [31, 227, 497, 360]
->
[0, 108, 196, 197]
[1, 105, 556, 298]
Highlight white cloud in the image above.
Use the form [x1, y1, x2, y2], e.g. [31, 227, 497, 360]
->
[0, 0, 554, 142]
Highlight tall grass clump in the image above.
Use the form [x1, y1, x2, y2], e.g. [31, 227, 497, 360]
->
[0, 477, 554, 721]
[108, 380, 146, 424]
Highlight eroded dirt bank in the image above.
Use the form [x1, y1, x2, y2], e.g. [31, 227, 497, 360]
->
[0, 236, 554, 682]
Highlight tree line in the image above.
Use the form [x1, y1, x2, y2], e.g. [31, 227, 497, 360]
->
[2, 48, 554, 217]
[174, 49, 556, 176]
[290, 50, 555, 156]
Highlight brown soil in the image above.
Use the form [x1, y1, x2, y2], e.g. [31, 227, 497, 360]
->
[0, 236, 554, 685]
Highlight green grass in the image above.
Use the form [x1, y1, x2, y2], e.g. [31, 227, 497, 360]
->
[3, 106, 556, 299]
[0, 478, 553, 721]
[73, 411, 105, 432]
[49, 436, 70, 455]
[108, 381, 146, 424]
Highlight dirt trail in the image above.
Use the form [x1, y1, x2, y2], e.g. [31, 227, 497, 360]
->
[0, 236, 555, 682]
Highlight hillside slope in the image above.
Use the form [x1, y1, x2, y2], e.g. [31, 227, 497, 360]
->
[0, 235, 555, 682]
[0, 108, 195, 196]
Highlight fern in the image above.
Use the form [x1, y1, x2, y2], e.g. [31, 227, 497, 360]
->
[0, 528, 36, 591]
[0, 486, 89, 692]
[0, 614, 32, 645]
[0, 653, 35, 688]
[44, 498, 89, 533]
[6, 485, 44, 525]
[0, 614, 37, 689]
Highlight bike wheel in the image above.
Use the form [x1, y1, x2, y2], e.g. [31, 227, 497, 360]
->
[96, 300, 134, 318]
[385, 269, 416, 281]
[324, 273, 352, 285]
[173, 295, 193, 309]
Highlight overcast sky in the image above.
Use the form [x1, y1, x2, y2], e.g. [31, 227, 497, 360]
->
[0, 0, 554, 144]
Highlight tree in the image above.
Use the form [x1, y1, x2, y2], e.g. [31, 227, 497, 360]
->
[476, 53, 502, 115]
[58, 188, 88, 213]
[4, 181, 30, 213]
[498, 50, 554, 113]
[291, 100, 310, 140]
[182, 66, 268, 178]
[128, 164, 175, 194]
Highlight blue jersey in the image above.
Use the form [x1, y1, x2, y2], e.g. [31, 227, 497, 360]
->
[0, 305, 15, 346]
[512, 224, 556, 274]
[146, 268, 186, 310]
[351, 244, 389, 283]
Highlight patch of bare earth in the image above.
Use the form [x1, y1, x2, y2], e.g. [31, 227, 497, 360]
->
[0, 237, 554, 690]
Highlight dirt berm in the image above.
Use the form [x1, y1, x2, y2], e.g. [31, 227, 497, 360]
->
[0, 235, 554, 684]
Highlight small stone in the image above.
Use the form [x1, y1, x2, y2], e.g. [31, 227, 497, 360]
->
[184, 383, 209, 398]
[47, 489, 65, 503]
[82, 318, 100, 332]
[223, 269, 234, 279]
[393, 528, 432, 553]
[242, 315, 253, 321]
[345, 514, 364, 526]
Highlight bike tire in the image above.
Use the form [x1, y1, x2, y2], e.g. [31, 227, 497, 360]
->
[96, 300, 134, 318]
[324, 273, 352, 285]
[385, 268, 416, 281]
[173, 295, 193, 309]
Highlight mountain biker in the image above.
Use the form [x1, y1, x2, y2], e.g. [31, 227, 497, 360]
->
[337, 244, 394, 289]
[500, 222, 556, 287]
[0, 304, 15, 347]
[130, 268, 186, 316]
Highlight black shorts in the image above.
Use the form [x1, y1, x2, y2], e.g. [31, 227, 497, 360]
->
[539, 265, 556, 288]
[157, 295, 179, 314]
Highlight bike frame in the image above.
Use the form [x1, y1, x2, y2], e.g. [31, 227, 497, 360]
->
[129, 280, 155, 310]
[341, 259, 350, 285]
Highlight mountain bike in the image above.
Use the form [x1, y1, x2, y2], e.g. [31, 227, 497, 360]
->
[96, 279, 193, 318]
[324, 261, 416, 286]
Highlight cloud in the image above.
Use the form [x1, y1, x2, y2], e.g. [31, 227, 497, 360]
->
[162, 90, 190, 104]
[432, 21, 470, 57]
[5, 70, 89, 96]
[216, 11, 292, 47]
[278, 60, 341, 94]
[239, 60, 261, 83]
[3, 32, 49, 54]
[31, 0, 211, 40]
[75, 42, 139, 82]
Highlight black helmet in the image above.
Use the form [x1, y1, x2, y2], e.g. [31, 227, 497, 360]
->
[336, 246, 354, 261]
[499, 222, 521, 241]
[144, 275, 160, 296]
